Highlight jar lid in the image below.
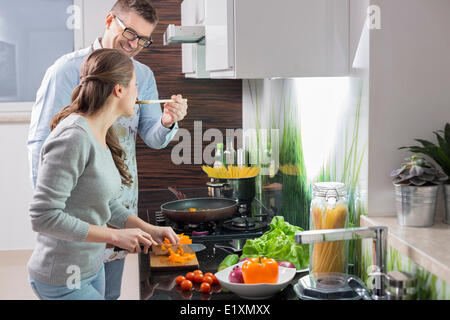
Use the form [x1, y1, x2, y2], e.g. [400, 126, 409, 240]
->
[312, 182, 347, 199]
[385, 271, 417, 288]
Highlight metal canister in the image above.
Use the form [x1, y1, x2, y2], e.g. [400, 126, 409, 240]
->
[443, 184, 450, 224]
[385, 270, 417, 300]
[206, 181, 226, 198]
[394, 184, 439, 227]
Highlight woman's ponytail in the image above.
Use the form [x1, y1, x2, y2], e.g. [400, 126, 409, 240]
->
[49, 49, 135, 187]
[50, 84, 83, 131]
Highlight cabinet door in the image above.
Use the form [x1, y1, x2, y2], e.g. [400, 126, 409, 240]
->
[182, 0, 206, 25]
[204, 0, 234, 72]
[181, 0, 209, 77]
[233, 0, 349, 78]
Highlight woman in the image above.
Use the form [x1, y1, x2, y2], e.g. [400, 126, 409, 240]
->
[27, 48, 179, 300]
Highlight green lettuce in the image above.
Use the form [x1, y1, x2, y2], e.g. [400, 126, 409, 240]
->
[240, 216, 309, 269]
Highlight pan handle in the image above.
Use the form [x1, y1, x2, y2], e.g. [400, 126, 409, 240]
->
[214, 244, 243, 255]
[168, 186, 187, 200]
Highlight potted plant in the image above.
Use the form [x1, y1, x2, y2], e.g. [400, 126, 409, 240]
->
[400, 123, 450, 224]
[391, 155, 447, 227]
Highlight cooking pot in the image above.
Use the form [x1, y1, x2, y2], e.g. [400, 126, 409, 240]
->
[206, 181, 227, 197]
[213, 176, 257, 203]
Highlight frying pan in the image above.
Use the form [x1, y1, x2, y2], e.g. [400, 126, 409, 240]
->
[161, 197, 238, 223]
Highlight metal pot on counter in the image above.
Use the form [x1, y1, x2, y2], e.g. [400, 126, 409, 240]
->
[207, 176, 256, 203]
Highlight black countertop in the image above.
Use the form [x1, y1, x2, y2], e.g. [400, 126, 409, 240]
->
[138, 188, 305, 301]
[139, 240, 306, 301]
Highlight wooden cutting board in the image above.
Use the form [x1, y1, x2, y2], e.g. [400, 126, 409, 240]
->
[149, 245, 199, 271]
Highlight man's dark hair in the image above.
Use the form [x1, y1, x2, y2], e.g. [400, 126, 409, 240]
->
[111, 0, 159, 24]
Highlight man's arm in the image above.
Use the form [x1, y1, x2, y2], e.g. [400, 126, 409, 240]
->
[137, 70, 179, 149]
[27, 60, 78, 188]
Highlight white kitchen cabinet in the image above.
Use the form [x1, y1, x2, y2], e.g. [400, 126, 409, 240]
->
[181, 0, 210, 78]
[204, 0, 235, 76]
[176, 0, 350, 79]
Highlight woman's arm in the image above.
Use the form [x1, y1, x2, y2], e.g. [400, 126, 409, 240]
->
[107, 200, 178, 249]
[30, 126, 158, 253]
[84, 224, 157, 254]
[30, 127, 92, 242]
[124, 215, 180, 245]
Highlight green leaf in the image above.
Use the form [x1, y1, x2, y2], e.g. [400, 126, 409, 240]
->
[445, 123, 450, 144]
[240, 216, 309, 269]
[434, 131, 450, 156]
[410, 165, 424, 176]
[410, 177, 427, 186]
[399, 146, 427, 154]
[218, 254, 239, 272]
[436, 148, 450, 174]
[415, 139, 438, 149]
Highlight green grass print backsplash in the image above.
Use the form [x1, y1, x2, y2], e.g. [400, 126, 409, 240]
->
[245, 80, 311, 229]
[243, 78, 367, 230]
[244, 78, 368, 276]
[279, 117, 311, 229]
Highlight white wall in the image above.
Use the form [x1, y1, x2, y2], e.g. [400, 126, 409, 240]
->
[0, 0, 116, 251]
[0, 123, 35, 250]
[368, 0, 450, 216]
[74, 0, 116, 50]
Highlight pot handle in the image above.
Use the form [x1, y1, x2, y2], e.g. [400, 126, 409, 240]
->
[168, 186, 187, 200]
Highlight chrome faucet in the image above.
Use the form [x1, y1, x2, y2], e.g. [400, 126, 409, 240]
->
[295, 226, 388, 300]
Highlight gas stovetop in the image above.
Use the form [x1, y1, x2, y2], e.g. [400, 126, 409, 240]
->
[151, 193, 274, 242]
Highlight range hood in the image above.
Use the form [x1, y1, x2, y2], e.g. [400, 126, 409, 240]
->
[163, 21, 210, 78]
[163, 24, 205, 45]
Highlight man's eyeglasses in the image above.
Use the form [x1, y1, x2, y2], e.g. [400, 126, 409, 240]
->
[115, 16, 153, 48]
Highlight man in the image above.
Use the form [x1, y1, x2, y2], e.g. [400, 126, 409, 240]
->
[27, 0, 187, 300]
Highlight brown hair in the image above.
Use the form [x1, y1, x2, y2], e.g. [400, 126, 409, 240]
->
[50, 48, 134, 187]
[111, 0, 159, 25]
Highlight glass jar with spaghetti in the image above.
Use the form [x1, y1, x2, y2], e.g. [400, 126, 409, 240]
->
[309, 182, 349, 288]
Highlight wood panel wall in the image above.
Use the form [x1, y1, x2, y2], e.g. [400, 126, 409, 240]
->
[135, 0, 242, 191]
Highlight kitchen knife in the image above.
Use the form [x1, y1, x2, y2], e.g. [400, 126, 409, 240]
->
[185, 243, 206, 252]
[113, 243, 206, 253]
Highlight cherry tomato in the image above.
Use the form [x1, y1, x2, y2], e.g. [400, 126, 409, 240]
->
[200, 282, 211, 293]
[202, 275, 213, 285]
[185, 272, 195, 281]
[193, 269, 203, 275]
[175, 275, 186, 285]
[211, 274, 219, 285]
[194, 273, 204, 283]
[204, 272, 214, 278]
[180, 279, 193, 291]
